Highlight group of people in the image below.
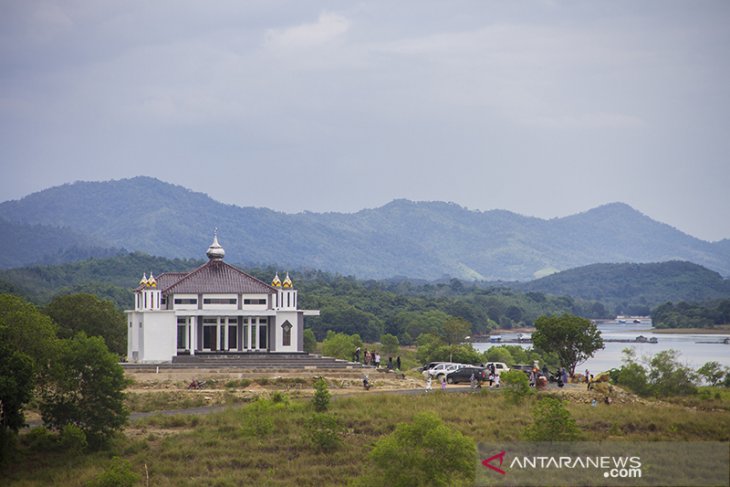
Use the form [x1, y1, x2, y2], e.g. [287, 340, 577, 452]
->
[353, 347, 401, 370]
[526, 364, 571, 388]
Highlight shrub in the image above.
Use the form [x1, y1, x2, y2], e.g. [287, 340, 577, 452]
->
[24, 426, 56, 452]
[362, 412, 475, 487]
[697, 361, 727, 387]
[380, 333, 400, 356]
[617, 363, 651, 396]
[59, 424, 87, 454]
[89, 457, 139, 487]
[501, 370, 532, 404]
[524, 396, 582, 441]
[303, 328, 317, 353]
[312, 377, 330, 412]
[647, 350, 697, 397]
[305, 413, 342, 452]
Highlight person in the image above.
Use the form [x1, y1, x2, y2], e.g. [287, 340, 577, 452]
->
[470, 372, 477, 390]
[363, 349, 369, 365]
[387, 357, 393, 370]
[354, 347, 360, 363]
[561, 367, 569, 386]
[440, 376, 447, 391]
[488, 372, 495, 388]
[585, 369, 590, 383]
[425, 375, 432, 392]
[529, 369, 536, 388]
[587, 374, 594, 390]
[375, 353, 381, 368]
[493, 373, 500, 388]
[363, 375, 370, 390]
[396, 356, 401, 370]
[541, 364, 549, 377]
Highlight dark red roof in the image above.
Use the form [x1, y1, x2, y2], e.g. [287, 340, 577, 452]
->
[161, 260, 276, 295]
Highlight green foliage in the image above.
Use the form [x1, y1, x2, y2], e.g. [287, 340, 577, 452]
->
[0, 293, 58, 364]
[501, 370, 533, 404]
[379, 333, 400, 356]
[532, 314, 604, 376]
[617, 363, 651, 396]
[305, 413, 342, 452]
[524, 397, 582, 441]
[311, 377, 330, 412]
[697, 361, 727, 387]
[45, 293, 127, 355]
[59, 424, 88, 454]
[89, 456, 140, 487]
[441, 317, 471, 345]
[364, 412, 476, 487]
[321, 331, 361, 361]
[40, 333, 129, 449]
[241, 400, 276, 437]
[303, 328, 317, 353]
[0, 333, 34, 434]
[652, 299, 730, 329]
[23, 427, 56, 452]
[617, 348, 698, 397]
[647, 350, 697, 397]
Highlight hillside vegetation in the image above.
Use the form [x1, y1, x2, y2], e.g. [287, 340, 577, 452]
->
[1, 177, 728, 280]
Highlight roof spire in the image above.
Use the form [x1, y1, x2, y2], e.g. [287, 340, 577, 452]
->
[206, 229, 225, 260]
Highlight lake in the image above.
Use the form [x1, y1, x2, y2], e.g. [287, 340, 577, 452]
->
[472, 322, 730, 373]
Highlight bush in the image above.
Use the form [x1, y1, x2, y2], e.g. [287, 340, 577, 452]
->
[648, 350, 697, 397]
[241, 399, 275, 437]
[89, 457, 139, 487]
[617, 363, 651, 396]
[303, 328, 317, 353]
[362, 412, 475, 487]
[312, 377, 330, 412]
[24, 427, 56, 452]
[305, 413, 342, 452]
[501, 370, 532, 404]
[322, 331, 361, 361]
[59, 424, 87, 454]
[380, 333, 400, 356]
[524, 396, 582, 441]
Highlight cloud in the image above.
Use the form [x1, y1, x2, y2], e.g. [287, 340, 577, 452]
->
[264, 12, 349, 50]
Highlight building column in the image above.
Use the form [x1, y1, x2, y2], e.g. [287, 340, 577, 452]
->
[190, 316, 197, 356]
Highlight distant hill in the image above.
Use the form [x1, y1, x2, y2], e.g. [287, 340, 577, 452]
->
[518, 261, 730, 312]
[0, 177, 728, 280]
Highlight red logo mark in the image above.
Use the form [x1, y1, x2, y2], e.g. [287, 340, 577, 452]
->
[482, 450, 507, 475]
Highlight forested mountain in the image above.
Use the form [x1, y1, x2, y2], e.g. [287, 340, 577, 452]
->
[517, 261, 730, 314]
[1, 177, 728, 280]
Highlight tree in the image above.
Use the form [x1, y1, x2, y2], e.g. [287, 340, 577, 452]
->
[442, 317, 471, 346]
[311, 377, 330, 413]
[697, 361, 727, 387]
[532, 314, 604, 376]
[364, 413, 476, 487]
[0, 294, 58, 365]
[524, 397, 582, 441]
[40, 334, 129, 448]
[303, 328, 317, 353]
[380, 333, 400, 356]
[321, 331, 362, 361]
[0, 331, 34, 464]
[647, 350, 696, 397]
[45, 293, 127, 356]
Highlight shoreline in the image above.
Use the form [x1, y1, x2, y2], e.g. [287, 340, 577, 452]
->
[651, 326, 730, 335]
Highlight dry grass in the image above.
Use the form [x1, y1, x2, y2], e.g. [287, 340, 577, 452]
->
[6, 386, 730, 486]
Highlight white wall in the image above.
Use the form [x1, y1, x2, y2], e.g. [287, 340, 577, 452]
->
[274, 310, 299, 352]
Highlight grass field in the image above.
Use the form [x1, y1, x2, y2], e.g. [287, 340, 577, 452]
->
[5, 382, 730, 486]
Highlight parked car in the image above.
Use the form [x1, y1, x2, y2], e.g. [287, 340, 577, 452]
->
[445, 366, 487, 384]
[484, 362, 510, 375]
[428, 363, 465, 380]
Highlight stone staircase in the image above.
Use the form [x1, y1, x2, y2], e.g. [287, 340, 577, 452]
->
[123, 352, 366, 370]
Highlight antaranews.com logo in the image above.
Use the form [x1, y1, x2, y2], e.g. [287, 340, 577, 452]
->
[476, 442, 729, 487]
[482, 449, 642, 479]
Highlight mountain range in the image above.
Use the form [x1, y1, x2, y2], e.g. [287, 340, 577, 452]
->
[1, 176, 728, 281]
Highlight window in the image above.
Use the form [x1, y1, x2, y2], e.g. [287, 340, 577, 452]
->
[203, 298, 237, 305]
[282, 321, 292, 347]
[243, 298, 267, 305]
[174, 298, 198, 305]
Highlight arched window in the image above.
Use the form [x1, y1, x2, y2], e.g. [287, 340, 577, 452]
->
[281, 321, 292, 347]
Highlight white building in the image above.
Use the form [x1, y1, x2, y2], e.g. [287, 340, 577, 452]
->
[126, 234, 319, 363]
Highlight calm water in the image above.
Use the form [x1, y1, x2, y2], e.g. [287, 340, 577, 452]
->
[473, 323, 730, 373]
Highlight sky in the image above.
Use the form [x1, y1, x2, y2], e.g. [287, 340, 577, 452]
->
[1, 1, 729, 241]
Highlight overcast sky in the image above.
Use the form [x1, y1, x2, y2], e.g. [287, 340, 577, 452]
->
[1, 1, 729, 241]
